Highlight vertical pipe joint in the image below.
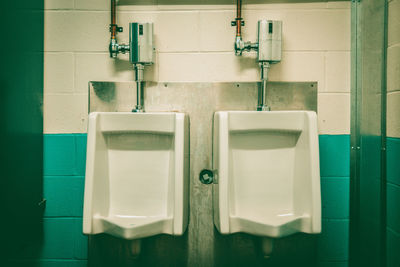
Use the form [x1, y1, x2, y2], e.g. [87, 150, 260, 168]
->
[109, 0, 126, 58]
[257, 62, 270, 111]
[236, 0, 243, 37]
[132, 64, 145, 113]
[233, 0, 246, 56]
[110, 0, 116, 39]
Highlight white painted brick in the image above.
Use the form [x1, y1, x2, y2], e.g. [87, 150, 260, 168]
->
[244, 9, 350, 51]
[44, 94, 88, 133]
[155, 11, 200, 52]
[158, 52, 259, 82]
[75, 53, 158, 93]
[44, 52, 75, 94]
[43, 3, 352, 133]
[75, 0, 109, 10]
[157, 0, 205, 6]
[268, 52, 325, 90]
[158, 52, 214, 82]
[326, 1, 351, 9]
[118, 0, 158, 11]
[45, 0, 74, 10]
[199, 10, 235, 52]
[325, 51, 350, 93]
[157, 2, 327, 11]
[388, 45, 400, 92]
[387, 91, 400, 138]
[318, 93, 350, 135]
[389, 0, 400, 47]
[159, 51, 325, 84]
[118, 11, 201, 52]
[245, 3, 327, 10]
[157, 0, 233, 10]
[45, 11, 109, 52]
[157, 4, 233, 11]
[119, 0, 157, 4]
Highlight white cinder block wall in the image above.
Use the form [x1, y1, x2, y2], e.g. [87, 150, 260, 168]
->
[388, 0, 400, 138]
[44, 0, 350, 134]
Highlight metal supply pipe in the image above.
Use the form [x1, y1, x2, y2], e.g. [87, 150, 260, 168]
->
[108, 1, 152, 112]
[258, 62, 270, 111]
[135, 81, 143, 112]
[233, 0, 246, 56]
[233, 0, 258, 56]
[133, 64, 145, 112]
[235, 0, 242, 38]
[111, 0, 116, 40]
[109, 0, 129, 58]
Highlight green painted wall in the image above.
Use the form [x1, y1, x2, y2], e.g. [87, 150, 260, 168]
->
[387, 137, 400, 267]
[10, 134, 353, 266]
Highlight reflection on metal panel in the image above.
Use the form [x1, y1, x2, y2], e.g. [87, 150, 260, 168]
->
[88, 81, 318, 266]
[350, 0, 387, 266]
[89, 82, 317, 113]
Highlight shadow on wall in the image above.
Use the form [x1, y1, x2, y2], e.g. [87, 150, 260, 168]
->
[89, 231, 317, 267]
[214, 231, 318, 267]
[89, 233, 189, 267]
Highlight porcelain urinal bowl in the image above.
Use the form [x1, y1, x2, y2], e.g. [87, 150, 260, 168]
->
[213, 111, 321, 238]
[83, 112, 189, 239]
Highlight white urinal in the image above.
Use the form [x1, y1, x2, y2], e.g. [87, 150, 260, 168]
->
[83, 112, 189, 240]
[213, 111, 321, 238]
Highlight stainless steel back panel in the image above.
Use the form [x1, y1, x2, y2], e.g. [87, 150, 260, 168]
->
[88, 81, 318, 267]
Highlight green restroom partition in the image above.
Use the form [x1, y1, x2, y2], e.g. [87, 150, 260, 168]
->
[350, 0, 388, 266]
[0, 0, 44, 262]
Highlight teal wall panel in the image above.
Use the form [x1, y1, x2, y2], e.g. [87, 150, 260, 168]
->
[317, 219, 349, 262]
[44, 134, 87, 177]
[321, 178, 350, 219]
[387, 137, 400, 186]
[319, 135, 350, 178]
[44, 135, 76, 176]
[387, 137, 400, 267]
[44, 176, 84, 217]
[40, 134, 350, 266]
[14, 134, 90, 266]
[11, 219, 84, 261]
[318, 135, 350, 267]
[387, 228, 400, 267]
[75, 134, 87, 177]
[387, 183, 400, 233]
[41, 218, 76, 259]
[74, 218, 88, 260]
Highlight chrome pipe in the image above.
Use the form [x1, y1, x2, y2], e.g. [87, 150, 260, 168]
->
[134, 81, 144, 112]
[257, 62, 270, 111]
[132, 64, 145, 112]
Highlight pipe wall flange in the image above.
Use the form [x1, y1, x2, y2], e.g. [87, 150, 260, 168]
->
[199, 169, 218, 185]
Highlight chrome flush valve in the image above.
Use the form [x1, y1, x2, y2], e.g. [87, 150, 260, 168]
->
[109, 22, 154, 112]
